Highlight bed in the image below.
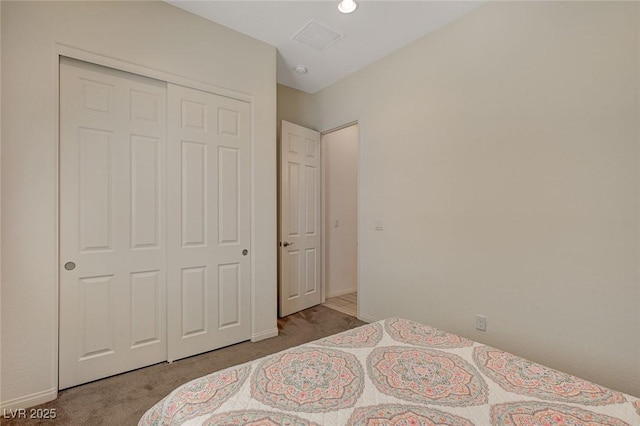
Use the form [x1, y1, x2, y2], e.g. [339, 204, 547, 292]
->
[140, 318, 640, 425]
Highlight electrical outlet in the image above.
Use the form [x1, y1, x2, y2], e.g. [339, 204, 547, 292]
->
[475, 314, 487, 331]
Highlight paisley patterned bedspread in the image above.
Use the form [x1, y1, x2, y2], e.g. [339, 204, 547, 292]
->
[140, 318, 640, 425]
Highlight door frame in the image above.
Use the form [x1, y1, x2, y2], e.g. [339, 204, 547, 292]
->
[320, 121, 360, 318]
[55, 44, 257, 390]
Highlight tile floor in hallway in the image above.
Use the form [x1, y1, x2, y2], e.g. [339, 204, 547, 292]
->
[322, 292, 357, 317]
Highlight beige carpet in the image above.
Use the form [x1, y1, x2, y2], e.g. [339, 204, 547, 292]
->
[4, 305, 365, 426]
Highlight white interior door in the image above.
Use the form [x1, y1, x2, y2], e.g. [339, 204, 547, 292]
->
[167, 84, 251, 361]
[279, 121, 321, 317]
[59, 58, 167, 389]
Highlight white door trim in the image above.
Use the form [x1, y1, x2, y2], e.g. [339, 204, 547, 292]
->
[54, 44, 258, 392]
[55, 44, 254, 103]
[320, 121, 358, 136]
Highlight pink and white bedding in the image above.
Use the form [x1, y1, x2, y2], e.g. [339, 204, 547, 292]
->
[140, 318, 640, 425]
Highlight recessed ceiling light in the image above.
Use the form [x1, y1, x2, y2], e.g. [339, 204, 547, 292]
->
[338, 0, 357, 14]
[295, 65, 308, 74]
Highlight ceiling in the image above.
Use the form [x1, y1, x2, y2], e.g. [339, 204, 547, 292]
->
[168, 1, 482, 94]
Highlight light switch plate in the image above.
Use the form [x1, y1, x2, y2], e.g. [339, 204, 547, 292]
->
[475, 314, 487, 331]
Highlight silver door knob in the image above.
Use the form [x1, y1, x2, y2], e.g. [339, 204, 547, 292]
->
[242, 249, 248, 256]
[282, 241, 293, 247]
[64, 262, 76, 271]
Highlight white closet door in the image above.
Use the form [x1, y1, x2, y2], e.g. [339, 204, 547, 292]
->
[167, 84, 251, 361]
[59, 58, 167, 389]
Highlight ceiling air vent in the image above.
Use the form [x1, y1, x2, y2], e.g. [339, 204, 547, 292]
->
[291, 20, 344, 52]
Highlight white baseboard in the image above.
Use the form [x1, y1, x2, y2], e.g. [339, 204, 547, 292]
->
[251, 327, 278, 342]
[0, 387, 57, 410]
[357, 312, 380, 323]
[326, 288, 357, 298]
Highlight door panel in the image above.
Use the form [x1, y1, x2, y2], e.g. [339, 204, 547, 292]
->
[79, 275, 114, 359]
[288, 163, 301, 235]
[279, 121, 321, 317]
[181, 266, 207, 337]
[131, 136, 161, 249]
[219, 263, 240, 327]
[59, 58, 167, 389]
[130, 270, 162, 347]
[181, 141, 208, 247]
[78, 128, 113, 251]
[219, 147, 240, 244]
[305, 165, 318, 235]
[167, 84, 251, 361]
[305, 248, 318, 294]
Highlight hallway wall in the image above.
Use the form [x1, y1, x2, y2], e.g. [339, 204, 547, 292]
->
[323, 125, 358, 298]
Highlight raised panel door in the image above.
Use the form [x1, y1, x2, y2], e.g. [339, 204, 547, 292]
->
[59, 58, 167, 389]
[167, 84, 251, 361]
[279, 121, 321, 316]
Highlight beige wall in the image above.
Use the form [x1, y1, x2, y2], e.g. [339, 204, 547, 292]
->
[277, 85, 317, 133]
[323, 125, 358, 298]
[285, 1, 640, 396]
[1, 1, 277, 408]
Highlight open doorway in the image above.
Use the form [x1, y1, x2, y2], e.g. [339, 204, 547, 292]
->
[321, 123, 359, 317]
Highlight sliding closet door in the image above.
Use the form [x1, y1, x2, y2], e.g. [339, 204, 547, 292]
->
[59, 58, 167, 389]
[167, 84, 251, 361]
